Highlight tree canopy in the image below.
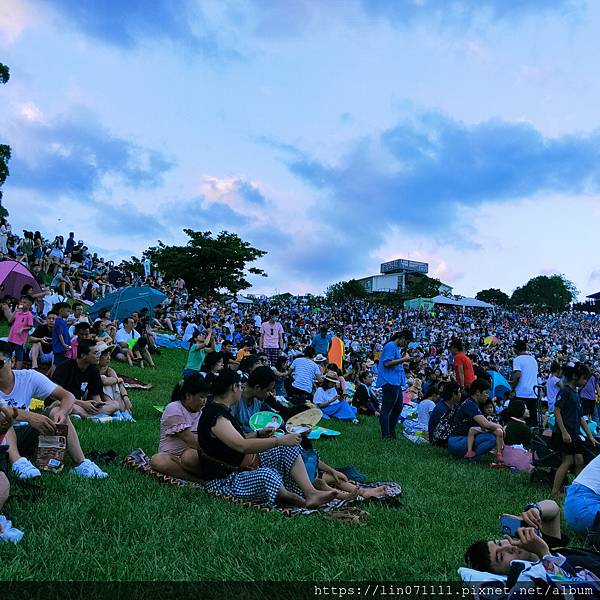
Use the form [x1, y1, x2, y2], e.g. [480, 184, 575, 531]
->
[407, 274, 443, 299]
[326, 279, 369, 302]
[125, 229, 267, 295]
[475, 288, 510, 306]
[511, 274, 577, 312]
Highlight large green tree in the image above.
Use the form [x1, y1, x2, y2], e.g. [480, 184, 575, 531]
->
[0, 62, 10, 218]
[476, 288, 510, 306]
[325, 279, 369, 302]
[140, 229, 267, 295]
[511, 274, 577, 311]
[407, 274, 443, 299]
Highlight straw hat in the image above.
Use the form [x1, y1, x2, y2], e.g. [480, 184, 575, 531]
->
[324, 370, 339, 384]
[314, 354, 327, 363]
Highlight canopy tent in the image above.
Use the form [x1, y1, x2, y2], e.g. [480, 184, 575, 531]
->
[487, 370, 511, 401]
[0, 260, 42, 299]
[225, 295, 253, 305]
[457, 297, 494, 309]
[88, 286, 167, 322]
[430, 294, 461, 306]
[403, 297, 435, 311]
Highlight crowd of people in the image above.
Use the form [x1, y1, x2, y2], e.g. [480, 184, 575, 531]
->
[3, 219, 600, 591]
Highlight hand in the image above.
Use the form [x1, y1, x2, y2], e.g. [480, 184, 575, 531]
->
[52, 407, 68, 425]
[507, 527, 550, 559]
[258, 427, 275, 438]
[333, 469, 348, 484]
[520, 507, 542, 530]
[26, 412, 56, 435]
[79, 400, 100, 415]
[562, 432, 572, 444]
[278, 433, 302, 446]
[0, 405, 15, 435]
[117, 378, 124, 384]
[589, 436, 597, 447]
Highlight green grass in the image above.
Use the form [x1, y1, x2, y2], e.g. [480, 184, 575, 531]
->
[0, 348, 555, 581]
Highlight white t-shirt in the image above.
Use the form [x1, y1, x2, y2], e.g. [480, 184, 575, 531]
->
[0, 369, 57, 411]
[313, 387, 339, 406]
[513, 354, 539, 399]
[182, 323, 197, 344]
[115, 328, 140, 346]
[546, 375, 561, 411]
[573, 454, 600, 495]
[417, 399, 436, 429]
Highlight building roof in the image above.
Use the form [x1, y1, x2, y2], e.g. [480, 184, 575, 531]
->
[587, 292, 600, 300]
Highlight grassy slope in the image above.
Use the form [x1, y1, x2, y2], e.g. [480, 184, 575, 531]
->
[0, 347, 550, 581]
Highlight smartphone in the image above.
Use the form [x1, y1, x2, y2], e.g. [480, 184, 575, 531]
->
[500, 514, 541, 537]
[499, 514, 523, 537]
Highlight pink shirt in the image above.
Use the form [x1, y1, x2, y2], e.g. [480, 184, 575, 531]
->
[158, 401, 201, 457]
[260, 321, 283, 349]
[8, 311, 33, 346]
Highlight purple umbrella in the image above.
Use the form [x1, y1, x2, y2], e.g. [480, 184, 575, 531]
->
[0, 260, 42, 299]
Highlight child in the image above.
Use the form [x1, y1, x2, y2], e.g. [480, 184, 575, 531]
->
[51, 302, 71, 368]
[417, 386, 439, 431]
[551, 363, 597, 497]
[503, 399, 532, 447]
[465, 402, 505, 461]
[352, 370, 380, 416]
[2, 295, 34, 370]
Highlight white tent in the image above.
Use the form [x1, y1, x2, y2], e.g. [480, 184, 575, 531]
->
[456, 297, 494, 309]
[226, 295, 254, 305]
[430, 294, 461, 306]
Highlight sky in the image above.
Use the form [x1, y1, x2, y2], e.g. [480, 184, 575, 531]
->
[1, 0, 600, 299]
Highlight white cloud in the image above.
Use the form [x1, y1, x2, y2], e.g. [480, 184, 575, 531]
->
[0, 0, 35, 46]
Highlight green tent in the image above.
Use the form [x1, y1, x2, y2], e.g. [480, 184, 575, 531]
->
[403, 297, 435, 311]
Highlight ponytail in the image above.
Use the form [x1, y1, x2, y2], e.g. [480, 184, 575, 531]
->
[170, 373, 211, 403]
[211, 368, 242, 397]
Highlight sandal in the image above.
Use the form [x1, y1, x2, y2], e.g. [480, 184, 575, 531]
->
[323, 506, 369, 526]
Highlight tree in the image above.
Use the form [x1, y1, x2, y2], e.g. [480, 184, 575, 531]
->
[476, 288, 510, 306]
[143, 229, 267, 295]
[0, 62, 10, 218]
[326, 279, 369, 302]
[407, 274, 443, 299]
[119, 256, 145, 277]
[511, 274, 578, 312]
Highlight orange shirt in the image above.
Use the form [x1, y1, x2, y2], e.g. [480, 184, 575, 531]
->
[454, 352, 475, 387]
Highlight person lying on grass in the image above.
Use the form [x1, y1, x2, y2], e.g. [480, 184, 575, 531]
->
[0, 405, 14, 516]
[197, 368, 336, 508]
[150, 374, 209, 482]
[0, 341, 107, 479]
[52, 340, 121, 418]
[464, 499, 600, 581]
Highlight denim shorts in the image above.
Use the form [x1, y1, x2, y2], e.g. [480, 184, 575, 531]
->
[564, 482, 600, 534]
[10, 343, 24, 361]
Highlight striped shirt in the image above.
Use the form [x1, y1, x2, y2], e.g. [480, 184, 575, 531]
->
[291, 357, 321, 393]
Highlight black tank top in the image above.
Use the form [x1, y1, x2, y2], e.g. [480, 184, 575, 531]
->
[197, 402, 245, 480]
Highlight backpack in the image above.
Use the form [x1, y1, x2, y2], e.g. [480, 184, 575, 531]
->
[432, 404, 459, 446]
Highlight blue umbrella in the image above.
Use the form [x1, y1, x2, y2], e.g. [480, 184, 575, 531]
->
[88, 286, 167, 322]
[487, 370, 511, 400]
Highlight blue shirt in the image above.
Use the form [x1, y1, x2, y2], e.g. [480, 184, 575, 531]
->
[450, 399, 482, 437]
[554, 385, 582, 437]
[311, 333, 332, 355]
[52, 317, 71, 353]
[428, 400, 450, 440]
[377, 341, 405, 387]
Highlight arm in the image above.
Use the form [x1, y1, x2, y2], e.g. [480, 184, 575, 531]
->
[511, 370, 521, 390]
[581, 416, 596, 445]
[58, 332, 70, 350]
[456, 364, 465, 387]
[554, 406, 571, 442]
[1, 304, 14, 323]
[473, 414, 502, 432]
[175, 428, 197, 448]
[211, 417, 300, 453]
[259, 329, 264, 351]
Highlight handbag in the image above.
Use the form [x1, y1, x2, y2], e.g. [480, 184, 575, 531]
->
[197, 446, 259, 476]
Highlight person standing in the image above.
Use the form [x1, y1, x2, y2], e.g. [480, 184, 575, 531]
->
[259, 309, 284, 367]
[449, 339, 475, 389]
[511, 339, 539, 426]
[377, 330, 413, 439]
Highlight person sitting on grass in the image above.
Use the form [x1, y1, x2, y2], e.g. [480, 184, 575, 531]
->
[313, 370, 359, 423]
[28, 310, 55, 370]
[447, 379, 503, 461]
[464, 499, 600, 582]
[351, 370, 380, 416]
[0, 405, 14, 516]
[97, 343, 133, 420]
[0, 341, 107, 479]
[52, 340, 120, 418]
[551, 363, 597, 497]
[114, 317, 156, 368]
[182, 328, 212, 380]
[150, 374, 209, 482]
[502, 399, 532, 448]
[464, 399, 505, 461]
[51, 302, 71, 369]
[201, 350, 225, 386]
[197, 368, 336, 508]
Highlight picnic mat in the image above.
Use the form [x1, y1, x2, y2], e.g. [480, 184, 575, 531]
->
[123, 449, 401, 516]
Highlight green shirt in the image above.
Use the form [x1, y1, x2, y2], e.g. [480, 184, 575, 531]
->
[185, 345, 207, 372]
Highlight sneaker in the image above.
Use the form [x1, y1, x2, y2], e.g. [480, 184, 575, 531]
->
[11, 457, 41, 480]
[71, 459, 108, 479]
[464, 450, 476, 459]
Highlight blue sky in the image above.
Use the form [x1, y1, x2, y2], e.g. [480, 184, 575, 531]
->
[1, 0, 600, 298]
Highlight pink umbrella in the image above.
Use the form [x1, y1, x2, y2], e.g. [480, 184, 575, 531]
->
[0, 260, 42, 299]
